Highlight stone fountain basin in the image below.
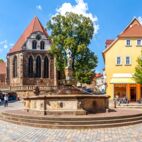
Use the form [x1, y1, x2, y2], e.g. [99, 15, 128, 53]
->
[24, 95, 110, 115]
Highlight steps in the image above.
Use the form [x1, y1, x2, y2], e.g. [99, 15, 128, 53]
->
[117, 103, 142, 109]
[1, 111, 142, 129]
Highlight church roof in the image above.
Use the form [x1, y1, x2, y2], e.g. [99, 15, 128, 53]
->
[0, 61, 6, 74]
[9, 16, 48, 54]
[119, 18, 142, 38]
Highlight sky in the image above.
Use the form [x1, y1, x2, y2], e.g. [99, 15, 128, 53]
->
[0, 0, 142, 72]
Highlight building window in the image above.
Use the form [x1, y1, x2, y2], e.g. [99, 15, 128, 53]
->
[36, 56, 41, 78]
[13, 56, 17, 78]
[126, 56, 131, 65]
[126, 39, 131, 46]
[44, 56, 49, 78]
[116, 57, 121, 65]
[32, 40, 37, 49]
[36, 35, 41, 40]
[137, 39, 142, 46]
[40, 41, 45, 50]
[28, 56, 33, 77]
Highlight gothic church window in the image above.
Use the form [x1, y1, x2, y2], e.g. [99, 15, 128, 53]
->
[28, 56, 33, 77]
[32, 40, 37, 49]
[44, 56, 49, 78]
[13, 56, 17, 78]
[36, 56, 41, 77]
[40, 41, 45, 50]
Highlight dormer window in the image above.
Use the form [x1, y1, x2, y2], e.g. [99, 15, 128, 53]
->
[32, 40, 37, 49]
[126, 39, 131, 47]
[40, 41, 45, 50]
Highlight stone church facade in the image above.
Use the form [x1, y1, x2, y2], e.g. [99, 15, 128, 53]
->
[6, 17, 57, 88]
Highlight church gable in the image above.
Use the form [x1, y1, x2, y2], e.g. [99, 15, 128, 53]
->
[24, 31, 51, 51]
[8, 17, 49, 54]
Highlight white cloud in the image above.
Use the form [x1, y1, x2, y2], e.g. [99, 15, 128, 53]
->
[0, 40, 7, 45]
[0, 40, 13, 51]
[54, 0, 99, 35]
[138, 16, 142, 24]
[3, 44, 8, 49]
[9, 43, 14, 47]
[36, 5, 42, 11]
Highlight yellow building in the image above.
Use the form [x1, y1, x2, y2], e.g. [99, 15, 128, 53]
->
[103, 18, 142, 101]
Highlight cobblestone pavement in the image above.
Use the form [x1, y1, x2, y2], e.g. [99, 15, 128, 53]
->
[0, 101, 142, 142]
[0, 120, 142, 142]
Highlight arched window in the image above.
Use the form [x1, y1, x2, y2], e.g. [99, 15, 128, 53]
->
[32, 40, 37, 49]
[13, 56, 17, 78]
[40, 41, 45, 50]
[36, 56, 41, 78]
[44, 56, 49, 78]
[28, 56, 33, 77]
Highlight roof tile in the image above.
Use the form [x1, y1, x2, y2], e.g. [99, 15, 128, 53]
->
[9, 16, 48, 54]
[119, 18, 142, 38]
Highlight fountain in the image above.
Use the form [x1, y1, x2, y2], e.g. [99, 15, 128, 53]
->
[24, 49, 109, 115]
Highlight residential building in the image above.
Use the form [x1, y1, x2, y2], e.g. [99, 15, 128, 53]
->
[103, 18, 142, 101]
[95, 72, 106, 93]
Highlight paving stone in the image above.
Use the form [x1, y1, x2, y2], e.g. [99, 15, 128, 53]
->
[0, 102, 142, 141]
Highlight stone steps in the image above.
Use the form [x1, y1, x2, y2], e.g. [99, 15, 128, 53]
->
[2, 111, 142, 120]
[117, 104, 142, 109]
[1, 111, 142, 129]
[2, 115, 142, 125]
[1, 117, 142, 129]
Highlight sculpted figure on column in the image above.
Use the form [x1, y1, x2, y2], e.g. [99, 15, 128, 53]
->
[66, 48, 73, 68]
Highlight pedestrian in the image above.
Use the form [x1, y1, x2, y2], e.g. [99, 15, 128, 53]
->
[0, 98, 2, 105]
[4, 94, 8, 107]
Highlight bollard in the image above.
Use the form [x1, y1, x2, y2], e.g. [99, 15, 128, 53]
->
[114, 97, 116, 108]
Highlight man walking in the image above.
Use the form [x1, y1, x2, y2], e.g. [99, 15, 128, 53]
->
[4, 94, 8, 107]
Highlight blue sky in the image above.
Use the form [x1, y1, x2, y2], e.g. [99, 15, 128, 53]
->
[0, 0, 142, 72]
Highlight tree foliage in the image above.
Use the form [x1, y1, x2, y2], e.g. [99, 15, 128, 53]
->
[0, 59, 4, 63]
[134, 52, 142, 84]
[47, 12, 98, 83]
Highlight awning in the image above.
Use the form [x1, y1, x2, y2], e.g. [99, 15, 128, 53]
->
[110, 77, 136, 84]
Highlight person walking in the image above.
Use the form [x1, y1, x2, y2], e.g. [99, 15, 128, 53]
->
[4, 94, 8, 107]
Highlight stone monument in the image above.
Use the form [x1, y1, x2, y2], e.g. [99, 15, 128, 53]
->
[24, 48, 110, 115]
[65, 48, 73, 80]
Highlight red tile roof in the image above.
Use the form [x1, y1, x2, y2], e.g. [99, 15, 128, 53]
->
[9, 16, 48, 54]
[103, 18, 142, 58]
[0, 62, 6, 74]
[105, 40, 114, 48]
[119, 18, 142, 38]
[95, 73, 103, 78]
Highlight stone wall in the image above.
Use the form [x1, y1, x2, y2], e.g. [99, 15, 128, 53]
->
[24, 95, 109, 115]
[6, 50, 57, 87]
[22, 51, 56, 86]
[0, 74, 6, 85]
[7, 52, 23, 86]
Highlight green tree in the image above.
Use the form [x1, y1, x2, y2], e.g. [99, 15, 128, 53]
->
[134, 52, 142, 84]
[0, 59, 4, 63]
[47, 12, 98, 83]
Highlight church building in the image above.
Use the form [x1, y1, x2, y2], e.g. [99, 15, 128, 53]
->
[6, 17, 57, 87]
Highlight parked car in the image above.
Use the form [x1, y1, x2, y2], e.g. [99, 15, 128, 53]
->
[84, 88, 93, 93]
